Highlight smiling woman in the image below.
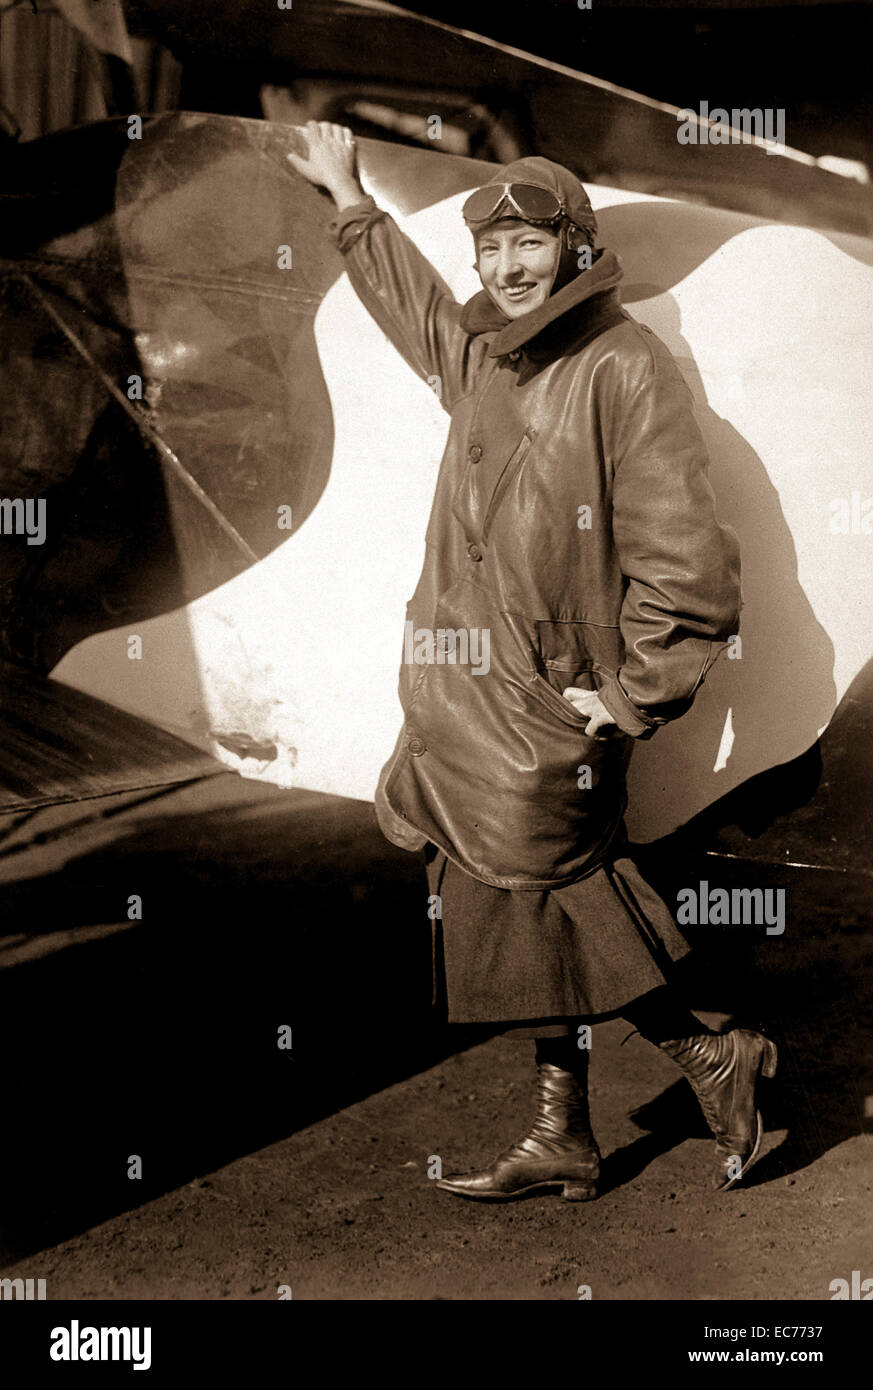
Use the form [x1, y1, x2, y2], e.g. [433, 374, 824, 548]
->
[278, 119, 781, 1204]
[473, 220, 564, 318]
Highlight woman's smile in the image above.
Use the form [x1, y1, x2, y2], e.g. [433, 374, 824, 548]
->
[475, 218, 562, 319]
[501, 282, 537, 301]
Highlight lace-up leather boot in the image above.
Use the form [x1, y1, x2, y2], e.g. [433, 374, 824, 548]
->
[659, 1028, 778, 1190]
[435, 1060, 600, 1201]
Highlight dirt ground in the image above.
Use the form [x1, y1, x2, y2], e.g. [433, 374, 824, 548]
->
[1, 776, 871, 1301]
[4, 1021, 872, 1303]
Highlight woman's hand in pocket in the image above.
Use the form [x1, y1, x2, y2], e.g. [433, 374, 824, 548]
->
[562, 688, 617, 737]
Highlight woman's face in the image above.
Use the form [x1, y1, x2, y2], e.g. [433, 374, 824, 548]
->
[474, 218, 562, 319]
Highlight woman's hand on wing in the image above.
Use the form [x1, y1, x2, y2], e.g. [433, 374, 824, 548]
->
[286, 120, 363, 206]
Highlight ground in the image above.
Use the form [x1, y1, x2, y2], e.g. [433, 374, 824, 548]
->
[1, 775, 870, 1301]
[12, 1027, 872, 1303]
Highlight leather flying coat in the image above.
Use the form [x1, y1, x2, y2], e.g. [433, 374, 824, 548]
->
[328, 195, 741, 889]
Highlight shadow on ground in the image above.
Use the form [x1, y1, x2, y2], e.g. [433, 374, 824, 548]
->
[0, 778, 495, 1264]
[623, 848, 873, 1191]
[0, 775, 870, 1267]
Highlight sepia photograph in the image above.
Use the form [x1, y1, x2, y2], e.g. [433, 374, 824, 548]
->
[1, 0, 871, 1346]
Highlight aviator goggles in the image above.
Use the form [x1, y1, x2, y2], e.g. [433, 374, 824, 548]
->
[462, 182, 567, 228]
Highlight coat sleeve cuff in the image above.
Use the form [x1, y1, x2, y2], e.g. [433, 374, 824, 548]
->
[598, 673, 659, 739]
[326, 194, 384, 249]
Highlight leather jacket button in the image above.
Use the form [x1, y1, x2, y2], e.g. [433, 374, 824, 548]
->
[467, 542, 483, 561]
[407, 736, 426, 756]
[468, 444, 483, 462]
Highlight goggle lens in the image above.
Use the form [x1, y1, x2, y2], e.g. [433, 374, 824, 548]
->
[462, 182, 564, 225]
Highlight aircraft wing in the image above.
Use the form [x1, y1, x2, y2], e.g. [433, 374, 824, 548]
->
[130, 0, 873, 237]
[3, 113, 872, 869]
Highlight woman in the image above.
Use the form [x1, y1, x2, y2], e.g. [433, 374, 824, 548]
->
[287, 122, 776, 1201]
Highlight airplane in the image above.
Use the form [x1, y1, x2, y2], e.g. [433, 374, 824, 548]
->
[1, 9, 872, 885]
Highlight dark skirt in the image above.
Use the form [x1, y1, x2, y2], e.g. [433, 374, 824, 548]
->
[424, 829, 692, 1034]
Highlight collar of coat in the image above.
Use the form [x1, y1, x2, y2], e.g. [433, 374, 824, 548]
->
[459, 247, 624, 358]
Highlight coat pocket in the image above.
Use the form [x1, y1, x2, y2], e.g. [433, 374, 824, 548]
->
[481, 428, 535, 543]
[528, 662, 621, 728]
[528, 670, 594, 728]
